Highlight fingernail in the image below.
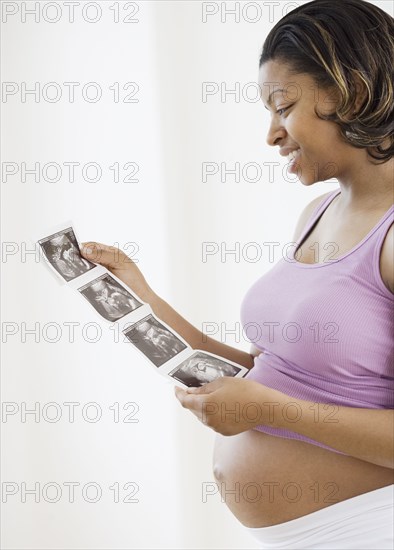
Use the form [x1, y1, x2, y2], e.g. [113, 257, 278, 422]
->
[84, 247, 93, 254]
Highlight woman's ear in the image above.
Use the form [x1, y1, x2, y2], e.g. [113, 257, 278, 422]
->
[350, 70, 369, 115]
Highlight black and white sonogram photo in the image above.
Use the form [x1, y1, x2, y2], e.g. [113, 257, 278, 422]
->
[123, 315, 187, 367]
[169, 352, 242, 387]
[78, 274, 142, 321]
[38, 227, 95, 282]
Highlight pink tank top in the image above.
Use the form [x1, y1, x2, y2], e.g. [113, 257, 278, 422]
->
[240, 189, 394, 454]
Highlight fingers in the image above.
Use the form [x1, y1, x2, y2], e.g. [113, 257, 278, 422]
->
[185, 385, 207, 394]
[174, 386, 202, 413]
[174, 386, 220, 430]
[80, 241, 126, 269]
[186, 378, 223, 395]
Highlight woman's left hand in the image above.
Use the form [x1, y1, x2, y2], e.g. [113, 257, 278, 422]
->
[174, 377, 278, 435]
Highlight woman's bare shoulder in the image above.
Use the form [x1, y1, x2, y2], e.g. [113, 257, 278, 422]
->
[292, 191, 334, 241]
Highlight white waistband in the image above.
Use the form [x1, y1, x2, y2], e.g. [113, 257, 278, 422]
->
[246, 484, 394, 550]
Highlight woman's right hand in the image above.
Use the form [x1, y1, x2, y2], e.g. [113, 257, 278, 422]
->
[80, 241, 155, 303]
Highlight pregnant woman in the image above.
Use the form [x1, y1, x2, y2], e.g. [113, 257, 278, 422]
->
[81, 1, 393, 548]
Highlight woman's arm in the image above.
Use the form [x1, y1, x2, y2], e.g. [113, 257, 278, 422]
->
[81, 242, 255, 370]
[148, 293, 255, 369]
[175, 378, 394, 469]
[271, 387, 394, 469]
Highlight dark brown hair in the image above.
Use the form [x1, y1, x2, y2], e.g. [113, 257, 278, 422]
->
[260, 0, 394, 163]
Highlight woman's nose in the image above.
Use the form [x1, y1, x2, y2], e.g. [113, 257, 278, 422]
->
[266, 118, 286, 147]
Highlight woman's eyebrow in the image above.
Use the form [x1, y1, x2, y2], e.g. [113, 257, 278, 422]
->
[262, 88, 285, 109]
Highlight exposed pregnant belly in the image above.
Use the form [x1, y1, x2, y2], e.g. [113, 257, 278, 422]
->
[213, 429, 393, 528]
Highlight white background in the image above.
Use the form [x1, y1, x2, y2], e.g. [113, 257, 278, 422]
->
[1, 0, 392, 548]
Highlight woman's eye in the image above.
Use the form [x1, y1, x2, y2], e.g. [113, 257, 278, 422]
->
[276, 106, 290, 116]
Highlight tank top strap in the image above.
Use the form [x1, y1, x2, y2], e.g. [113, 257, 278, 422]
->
[296, 189, 341, 247]
[369, 205, 394, 298]
[370, 204, 394, 247]
[349, 200, 394, 259]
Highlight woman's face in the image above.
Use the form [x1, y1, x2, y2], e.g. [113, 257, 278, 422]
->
[259, 60, 358, 186]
